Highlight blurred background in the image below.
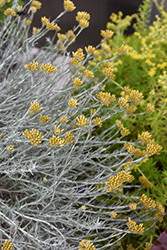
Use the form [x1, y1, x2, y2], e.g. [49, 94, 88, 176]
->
[23, 0, 167, 51]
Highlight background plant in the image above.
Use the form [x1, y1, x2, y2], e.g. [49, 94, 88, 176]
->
[0, 0, 165, 249]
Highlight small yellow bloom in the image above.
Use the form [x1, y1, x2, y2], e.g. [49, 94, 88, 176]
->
[81, 205, 86, 210]
[110, 211, 117, 218]
[127, 217, 145, 234]
[72, 77, 83, 88]
[39, 114, 50, 124]
[0, 0, 5, 8]
[22, 129, 44, 146]
[24, 61, 38, 71]
[49, 135, 61, 147]
[68, 97, 78, 108]
[146, 103, 155, 112]
[76, 11, 90, 28]
[0, 133, 3, 137]
[25, 19, 32, 26]
[84, 69, 94, 78]
[101, 29, 114, 39]
[76, 115, 89, 128]
[4, 8, 16, 16]
[85, 45, 95, 54]
[1, 240, 13, 250]
[79, 240, 95, 250]
[64, 0, 76, 12]
[43, 177, 47, 181]
[129, 203, 137, 210]
[29, 101, 42, 115]
[30, 6, 37, 13]
[40, 63, 58, 74]
[32, 1, 42, 9]
[93, 117, 103, 127]
[54, 125, 64, 135]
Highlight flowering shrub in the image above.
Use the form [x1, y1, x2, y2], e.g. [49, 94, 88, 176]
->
[0, 0, 164, 249]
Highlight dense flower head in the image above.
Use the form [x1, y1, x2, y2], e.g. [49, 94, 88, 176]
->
[155, 202, 165, 222]
[85, 45, 96, 54]
[72, 77, 83, 88]
[39, 114, 50, 124]
[1, 240, 13, 250]
[106, 171, 135, 192]
[64, 0, 76, 12]
[96, 91, 116, 106]
[29, 101, 43, 115]
[68, 97, 78, 108]
[0, 0, 6, 8]
[93, 117, 103, 127]
[76, 11, 90, 28]
[129, 203, 137, 210]
[4, 8, 16, 16]
[103, 66, 115, 79]
[79, 240, 96, 250]
[24, 61, 39, 71]
[32, 1, 42, 9]
[101, 29, 114, 39]
[49, 135, 61, 147]
[110, 211, 117, 218]
[40, 63, 58, 74]
[139, 194, 156, 210]
[76, 115, 89, 128]
[7, 144, 14, 152]
[22, 129, 44, 146]
[127, 217, 145, 234]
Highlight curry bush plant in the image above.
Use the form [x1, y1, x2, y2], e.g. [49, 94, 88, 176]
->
[0, 1, 165, 249]
[91, 0, 167, 207]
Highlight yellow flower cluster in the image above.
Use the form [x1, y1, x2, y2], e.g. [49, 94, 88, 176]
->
[29, 101, 43, 115]
[41, 16, 60, 31]
[4, 8, 16, 16]
[129, 203, 137, 210]
[103, 66, 114, 79]
[54, 125, 64, 135]
[0, 0, 6, 8]
[127, 217, 145, 234]
[81, 205, 86, 210]
[110, 211, 117, 218]
[96, 91, 116, 106]
[30, 1, 42, 13]
[38, 114, 50, 124]
[24, 61, 38, 71]
[146, 139, 162, 156]
[1, 240, 13, 250]
[144, 243, 153, 250]
[155, 202, 165, 222]
[64, 0, 76, 12]
[124, 136, 162, 158]
[115, 120, 129, 136]
[118, 97, 129, 109]
[49, 132, 74, 147]
[101, 29, 114, 39]
[40, 63, 58, 74]
[84, 69, 94, 78]
[76, 11, 90, 28]
[22, 129, 44, 146]
[68, 97, 78, 108]
[138, 131, 151, 145]
[139, 175, 151, 188]
[76, 115, 89, 128]
[93, 117, 103, 127]
[72, 77, 83, 88]
[106, 171, 135, 192]
[146, 103, 155, 112]
[139, 194, 155, 210]
[25, 19, 31, 26]
[79, 240, 96, 250]
[85, 45, 95, 54]
[7, 144, 14, 152]
[118, 45, 128, 53]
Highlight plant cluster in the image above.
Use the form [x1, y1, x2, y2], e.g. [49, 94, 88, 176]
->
[0, 0, 165, 249]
